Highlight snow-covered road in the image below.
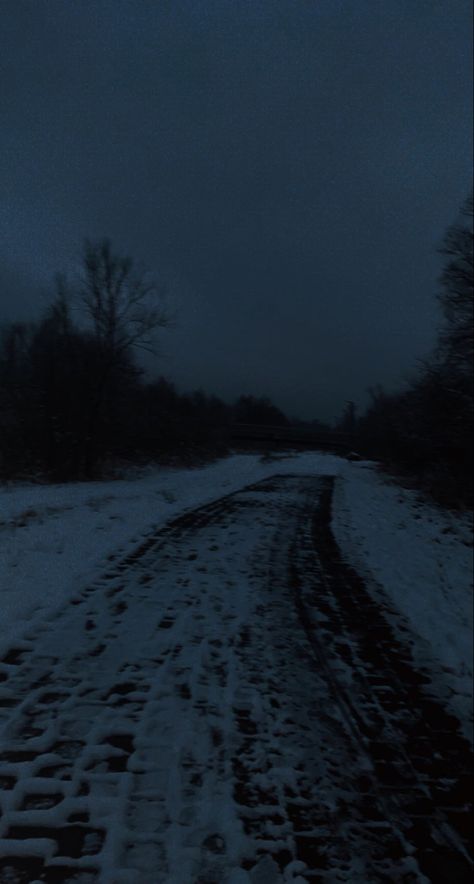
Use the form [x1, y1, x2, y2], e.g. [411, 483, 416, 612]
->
[0, 474, 472, 883]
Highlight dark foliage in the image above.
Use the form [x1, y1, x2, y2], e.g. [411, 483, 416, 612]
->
[0, 309, 233, 480]
[232, 395, 290, 427]
[356, 194, 473, 508]
[0, 240, 291, 480]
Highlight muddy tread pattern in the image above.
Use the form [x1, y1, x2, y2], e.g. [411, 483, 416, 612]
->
[0, 475, 471, 883]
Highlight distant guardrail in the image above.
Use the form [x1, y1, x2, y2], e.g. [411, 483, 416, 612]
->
[230, 423, 355, 451]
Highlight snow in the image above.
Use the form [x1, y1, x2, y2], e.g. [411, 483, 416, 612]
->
[0, 453, 338, 653]
[0, 454, 472, 880]
[1, 450, 472, 730]
[332, 460, 473, 728]
[0, 472, 362, 881]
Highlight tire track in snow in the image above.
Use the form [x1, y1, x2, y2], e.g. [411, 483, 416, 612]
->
[0, 475, 471, 882]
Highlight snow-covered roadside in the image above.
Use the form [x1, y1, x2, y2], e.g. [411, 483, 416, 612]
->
[1, 451, 472, 729]
[0, 452, 341, 653]
[332, 461, 473, 730]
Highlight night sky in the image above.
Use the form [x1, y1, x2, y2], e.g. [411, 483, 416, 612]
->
[1, 0, 472, 422]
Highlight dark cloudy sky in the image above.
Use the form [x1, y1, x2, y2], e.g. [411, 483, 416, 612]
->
[1, 0, 472, 421]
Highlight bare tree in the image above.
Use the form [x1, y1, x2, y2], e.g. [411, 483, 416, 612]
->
[436, 192, 473, 378]
[337, 399, 357, 433]
[356, 193, 473, 504]
[80, 238, 170, 358]
[56, 238, 171, 474]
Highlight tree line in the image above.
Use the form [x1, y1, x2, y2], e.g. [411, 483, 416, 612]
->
[354, 193, 473, 507]
[1, 194, 472, 506]
[0, 239, 288, 481]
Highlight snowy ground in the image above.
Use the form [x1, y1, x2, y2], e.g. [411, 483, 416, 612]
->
[0, 454, 472, 882]
[1, 451, 472, 729]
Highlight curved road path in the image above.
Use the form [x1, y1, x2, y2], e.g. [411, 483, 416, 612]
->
[0, 475, 472, 883]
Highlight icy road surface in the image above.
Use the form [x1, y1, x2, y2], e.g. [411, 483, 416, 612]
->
[0, 475, 472, 883]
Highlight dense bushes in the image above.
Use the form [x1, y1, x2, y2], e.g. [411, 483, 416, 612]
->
[356, 194, 473, 507]
[0, 312, 299, 480]
[0, 240, 290, 480]
[0, 314, 233, 480]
